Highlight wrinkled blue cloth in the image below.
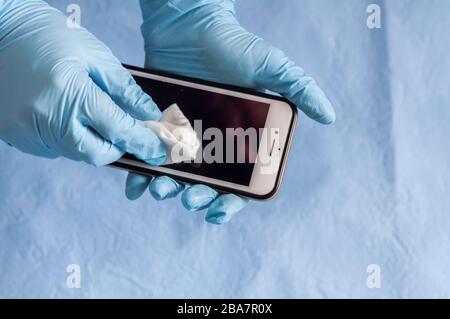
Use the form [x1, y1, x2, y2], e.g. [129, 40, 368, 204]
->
[0, 0, 449, 298]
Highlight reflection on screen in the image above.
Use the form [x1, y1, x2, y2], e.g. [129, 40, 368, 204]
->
[126, 76, 270, 186]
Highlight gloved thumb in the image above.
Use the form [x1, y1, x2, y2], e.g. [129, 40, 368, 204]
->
[252, 40, 336, 125]
[75, 68, 167, 166]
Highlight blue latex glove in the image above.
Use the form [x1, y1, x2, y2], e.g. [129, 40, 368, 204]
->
[0, 0, 166, 166]
[126, 0, 336, 224]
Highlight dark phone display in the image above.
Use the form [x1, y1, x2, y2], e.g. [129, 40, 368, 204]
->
[127, 75, 270, 186]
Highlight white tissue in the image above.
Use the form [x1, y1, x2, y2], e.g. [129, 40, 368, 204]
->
[142, 104, 201, 165]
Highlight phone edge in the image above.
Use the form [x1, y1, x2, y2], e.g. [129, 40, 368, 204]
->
[108, 64, 299, 201]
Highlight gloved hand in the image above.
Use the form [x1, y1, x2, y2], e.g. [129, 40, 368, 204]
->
[126, 0, 336, 224]
[0, 0, 166, 166]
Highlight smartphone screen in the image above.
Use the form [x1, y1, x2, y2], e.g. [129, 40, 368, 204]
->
[126, 75, 271, 186]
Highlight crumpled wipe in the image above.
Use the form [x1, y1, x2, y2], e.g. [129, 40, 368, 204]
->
[142, 104, 201, 165]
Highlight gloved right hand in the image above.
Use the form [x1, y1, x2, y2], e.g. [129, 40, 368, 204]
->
[127, 0, 336, 225]
[0, 0, 166, 166]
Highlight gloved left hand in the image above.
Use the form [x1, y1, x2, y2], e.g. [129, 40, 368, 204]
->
[126, 0, 336, 225]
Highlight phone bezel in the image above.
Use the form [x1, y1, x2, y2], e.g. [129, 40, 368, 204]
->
[110, 64, 298, 200]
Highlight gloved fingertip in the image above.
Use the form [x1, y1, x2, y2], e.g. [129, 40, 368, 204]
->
[149, 176, 184, 200]
[205, 194, 249, 225]
[125, 174, 151, 200]
[181, 185, 218, 212]
[298, 84, 336, 125]
[145, 154, 167, 166]
[140, 94, 162, 121]
[205, 212, 232, 225]
[317, 96, 336, 125]
[125, 188, 141, 201]
[141, 134, 168, 166]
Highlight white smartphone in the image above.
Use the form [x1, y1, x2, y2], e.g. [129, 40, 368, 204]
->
[110, 65, 298, 200]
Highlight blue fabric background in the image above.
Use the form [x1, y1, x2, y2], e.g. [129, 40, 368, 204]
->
[0, 0, 449, 298]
